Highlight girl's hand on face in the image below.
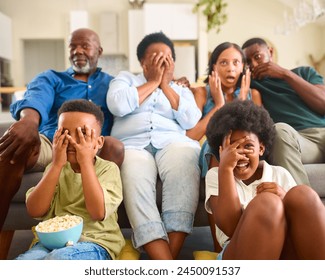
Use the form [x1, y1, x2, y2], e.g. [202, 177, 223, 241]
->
[67, 125, 98, 164]
[219, 132, 253, 171]
[52, 127, 68, 168]
[256, 182, 286, 199]
[161, 54, 175, 87]
[239, 68, 251, 100]
[143, 52, 165, 85]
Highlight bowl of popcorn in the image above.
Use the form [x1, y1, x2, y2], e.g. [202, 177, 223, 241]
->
[35, 215, 83, 250]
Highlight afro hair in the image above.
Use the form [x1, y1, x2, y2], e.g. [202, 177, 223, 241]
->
[206, 100, 275, 160]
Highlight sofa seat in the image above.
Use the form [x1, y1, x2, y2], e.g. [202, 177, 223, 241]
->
[3, 173, 208, 231]
[0, 121, 324, 259]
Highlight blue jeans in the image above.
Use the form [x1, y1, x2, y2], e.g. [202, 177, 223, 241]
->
[16, 242, 111, 260]
[121, 142, 201, 249]
[217, 240, 230, 260]
[199, 140, 214, 178]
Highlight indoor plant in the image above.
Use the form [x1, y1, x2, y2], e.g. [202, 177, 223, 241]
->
[193, 0, 228, 33]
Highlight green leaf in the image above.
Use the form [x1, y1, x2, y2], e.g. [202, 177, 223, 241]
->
[193, 0, 228, 33]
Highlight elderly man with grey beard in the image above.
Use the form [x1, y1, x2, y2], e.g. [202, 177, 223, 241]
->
[0, 28, 124, 231]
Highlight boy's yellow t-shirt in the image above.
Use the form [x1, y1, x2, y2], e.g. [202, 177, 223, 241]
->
[26, 156, 125, 259]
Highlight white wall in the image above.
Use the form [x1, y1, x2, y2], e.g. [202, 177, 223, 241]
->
[207, 0, 324, 71]
[0, 0, 131, 85]
[0, 0, 324, 85]
[0, 11, 12, 60]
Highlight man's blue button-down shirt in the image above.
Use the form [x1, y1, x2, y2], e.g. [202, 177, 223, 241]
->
[10, 67, 114, 142]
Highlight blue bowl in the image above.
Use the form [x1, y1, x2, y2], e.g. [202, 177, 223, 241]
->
[36, 216, 83, 250]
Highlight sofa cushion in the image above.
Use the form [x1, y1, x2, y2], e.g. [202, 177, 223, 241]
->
[5, 171, 208, 230]
[304, 163, 325, 197]
[12, 172, 43, 202]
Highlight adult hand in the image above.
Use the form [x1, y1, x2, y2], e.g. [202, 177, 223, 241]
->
[174, 76, 190, 88]
[0, 118, 40, 164]
[161, 54, 175, 87]
[143, 52, 164, 86]
[252, 61, 287, 80]
[256, 182, 286, 199]
[238, 68, 251, 100]
[52, 127, 68, 168]
[209, 69, 224, 106]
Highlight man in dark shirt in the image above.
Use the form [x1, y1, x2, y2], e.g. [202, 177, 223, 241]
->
[242, 37, 325, 186]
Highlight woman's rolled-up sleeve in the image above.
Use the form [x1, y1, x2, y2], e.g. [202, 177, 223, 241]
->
[173, 86, 202, 130]
[107, 71, 140, 117]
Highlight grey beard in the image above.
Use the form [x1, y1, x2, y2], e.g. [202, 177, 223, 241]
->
[72, 62, 91, 74]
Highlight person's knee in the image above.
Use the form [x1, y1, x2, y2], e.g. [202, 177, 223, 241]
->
[247, 193, 285, 228]
[100, 136, 125, 167]
[284, 185, 321, 212]
[114, 139, 125, 158]
[273, 122, 298, 142]
[159, 143, 200, 177]
[110, 138, 125, 164]
[269, 123, 300, 163]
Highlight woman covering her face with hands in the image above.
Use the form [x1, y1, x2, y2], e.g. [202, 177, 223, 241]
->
[107, 32, 202, 260]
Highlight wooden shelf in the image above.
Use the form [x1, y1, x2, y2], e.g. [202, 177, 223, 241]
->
[0, 87, 26, 94]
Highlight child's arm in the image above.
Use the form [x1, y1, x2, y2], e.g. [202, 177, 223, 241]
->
[210, 133, 252, 238]
[26, 128, 68, 218]
[80, 162, 105, 221]
[68, 126, 105, 221]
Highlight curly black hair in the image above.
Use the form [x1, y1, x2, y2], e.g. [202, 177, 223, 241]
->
[58, 99, 104, 132]
[206, 100, 275, 160]
[136, 32, 176, 62]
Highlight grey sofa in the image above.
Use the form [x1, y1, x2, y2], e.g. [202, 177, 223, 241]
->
[0, 121, 324, 259]
[0, 120, 208, 259]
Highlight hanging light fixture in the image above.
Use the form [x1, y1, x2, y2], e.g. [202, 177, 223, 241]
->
[128, 0, 146, 9]
[275, 0, 325, 35]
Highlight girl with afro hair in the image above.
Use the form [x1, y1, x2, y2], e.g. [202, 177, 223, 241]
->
[205, 99, 325, 259]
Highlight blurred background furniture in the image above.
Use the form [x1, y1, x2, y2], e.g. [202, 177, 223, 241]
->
[0, 87, 26, 113]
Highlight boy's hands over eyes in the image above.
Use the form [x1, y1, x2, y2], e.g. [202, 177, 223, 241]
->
[52, 127, 68, 168]
[66, 125, 98, 164]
